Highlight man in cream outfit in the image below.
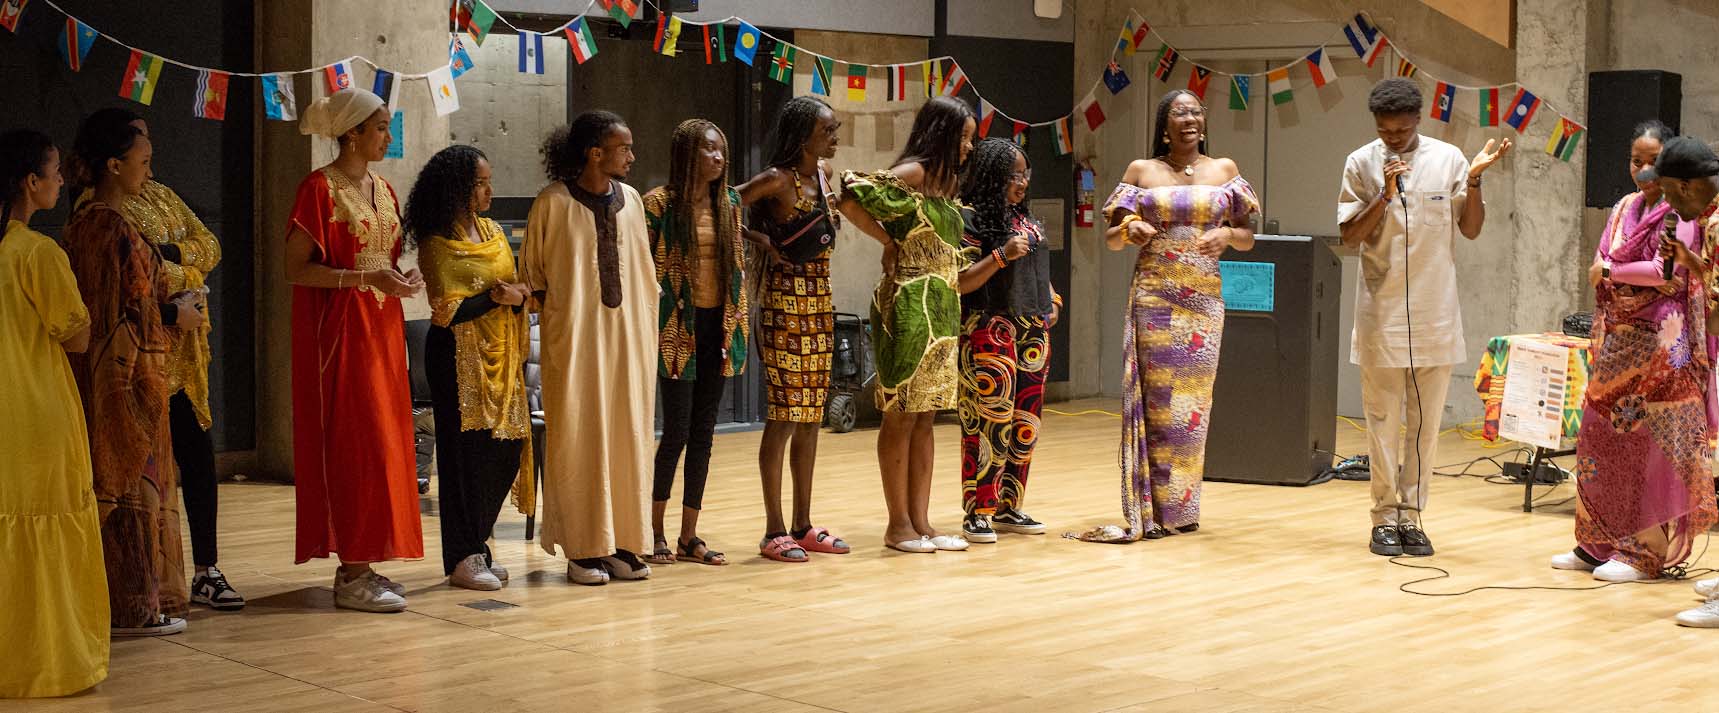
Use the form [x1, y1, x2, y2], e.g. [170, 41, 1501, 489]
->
[1337, 78, 1512, 557]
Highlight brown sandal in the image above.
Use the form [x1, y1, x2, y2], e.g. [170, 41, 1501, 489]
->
[647, 535, 675, 565]
[676, 537, 727, 566]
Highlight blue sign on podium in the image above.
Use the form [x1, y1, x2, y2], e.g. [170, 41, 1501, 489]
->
[1219, 260, 1274, 312]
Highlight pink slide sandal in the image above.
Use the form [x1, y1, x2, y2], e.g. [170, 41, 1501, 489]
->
[759, 535, 809, 563]
[795, 526, 850, 555]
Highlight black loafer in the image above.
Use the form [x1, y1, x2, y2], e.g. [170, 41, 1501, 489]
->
[1370, 525, 1403, 556]
[1398, 525, 1435, 557]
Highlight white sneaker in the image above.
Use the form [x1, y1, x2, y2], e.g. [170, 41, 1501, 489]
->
[371, 572, 406, 596]
[1695, 577, 1718, 599]
[1675, 597, 1719, 628]
[334, 571, 408, 612]
[450, 554, 502, 591]
[567, 561, 609, 586]
[1550, 551, 1597, 572]
[112, 616, 187, 637]
[929, 534, 970, 551]
[1593, 560, 1657, 583]
[489, 561, 509, 582]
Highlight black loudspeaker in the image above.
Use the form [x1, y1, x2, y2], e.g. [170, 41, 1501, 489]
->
[1204, 236, 1342, 486]
[1586, 70, 1681, 209]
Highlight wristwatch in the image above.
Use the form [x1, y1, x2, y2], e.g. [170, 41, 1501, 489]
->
[1600, 265, 1612, 280]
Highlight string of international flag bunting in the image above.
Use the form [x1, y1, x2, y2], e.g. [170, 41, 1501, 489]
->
[1, 0, 1586, 163]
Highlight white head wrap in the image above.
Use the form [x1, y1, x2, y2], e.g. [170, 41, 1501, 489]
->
[300, 89, 386, 139]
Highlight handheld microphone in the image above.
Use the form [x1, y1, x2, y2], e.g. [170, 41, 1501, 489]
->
[1386, 152, 1406, 198]
[1662, 209, 1680, 281]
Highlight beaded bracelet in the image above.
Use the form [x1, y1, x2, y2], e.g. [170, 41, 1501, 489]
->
[993, 247, 1009, 267]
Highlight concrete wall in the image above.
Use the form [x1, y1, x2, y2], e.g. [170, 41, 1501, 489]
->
[947, 0, 1074, 42]
[448, 32, 569, 198]
[489, 0, 935, 36]
[1604, 0, 1719, 141]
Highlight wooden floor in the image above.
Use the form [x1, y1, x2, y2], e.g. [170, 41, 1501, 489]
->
[10, 398, 1718, 713]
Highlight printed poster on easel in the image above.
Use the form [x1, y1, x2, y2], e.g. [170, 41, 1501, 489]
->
[1498, 339, 1568, 450]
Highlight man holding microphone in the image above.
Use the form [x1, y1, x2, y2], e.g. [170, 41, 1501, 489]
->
[1337, 78, 1512, 557]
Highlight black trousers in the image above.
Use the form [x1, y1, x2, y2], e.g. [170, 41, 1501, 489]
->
[653, 307, 728, 511]
[427, 325, 525, 575]
[169, 392, 218, 568]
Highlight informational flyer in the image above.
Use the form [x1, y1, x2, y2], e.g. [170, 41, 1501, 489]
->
[1219, 261, 1274, 312]
[1498, 339, 1568, 450]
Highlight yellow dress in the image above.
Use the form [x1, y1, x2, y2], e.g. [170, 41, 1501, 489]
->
[0, 221, 109, 697]
[121, 180, 221, 428]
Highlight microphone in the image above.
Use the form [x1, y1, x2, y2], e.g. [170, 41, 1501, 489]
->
[1386, 152, 1405, 198]
[1662, 209, 1680, 281]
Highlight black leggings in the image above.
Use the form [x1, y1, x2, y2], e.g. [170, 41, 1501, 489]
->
[653, 307, 728, 511]
[170, 392, 218, 568]
[427, 325, 525, 575]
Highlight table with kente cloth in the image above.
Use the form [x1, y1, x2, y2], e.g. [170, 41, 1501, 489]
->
[1473, 332, 1594, 444]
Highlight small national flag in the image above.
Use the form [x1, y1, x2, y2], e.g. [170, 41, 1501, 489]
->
[1545, 117, 1585, 161]
[1152, 44, 1179, 82]
[655, 13, 683, 56]
[262, 73, 297, 121]
[1395, 56, 1417, 78]
[1131, 19, 1151, 53]
[1229, 75, 1251, 111]
[887, 64, 909, 101]
[518, 31, 545, 74]
[192, 70, 230, 121]
[1054, 116, 1073, 155]
[1012, 120, 1028, 147]
[58, 17, 96, 72]
[1268, 66, 1292, 105]
[427, 64, 460, 116]
[941, 62, 968, 97]
[1505, 87, 1540, 132]
[372, 69, 401, 114]
[602, 0, 636, 29]
[847, 63, 868, 102]
[734, 21, 761, 66]
[923, 60, 942, 98]
[449, 37, 476, 79]
[463, 0, 498, 45]
[767, 42, 795, 85]
[1104, 61, 1131, 95]
[1430, 81, 1455, 122]
[1082, 97, 1106, 131]
[1187, 66, 1212, 101]
[385, 111, 404, 159]
[566, 18, 598, 64]
[1363, 36, 1389, 68]
[1118, 18, 1138, 55]
[704, 22, 727, 64]
[1478, 86, 1500, 127]
[810, 55, 835, 96]
[1306, 48, 1336, 88]
[324, 60, 354, 94]
[0, 0, 27, 33]
[1344, 13, 1379, 60]
[119, 50, 164, 105]
[977, 98, 997, 136]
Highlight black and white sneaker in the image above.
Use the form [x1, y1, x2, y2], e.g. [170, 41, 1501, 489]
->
[191, 566, 246, 611]
[113, 615, 187, 637]
[991, 509, 1046, 535]
[962, 514, 997, 543]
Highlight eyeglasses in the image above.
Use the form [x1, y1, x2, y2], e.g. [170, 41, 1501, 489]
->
[1009, 171, 1032, 183]
[1169, 108, 1206, 119]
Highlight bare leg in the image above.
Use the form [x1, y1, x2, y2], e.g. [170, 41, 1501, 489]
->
[906, 412, 938, 537]
[758, 420, 796, 534]
[651, 500, 669, 543]
[878, 411, 918, 544]
[789, 422, 821, 531]
[679, 506, 701, 543]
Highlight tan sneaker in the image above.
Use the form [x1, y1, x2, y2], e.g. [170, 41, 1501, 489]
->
[334, 570, 407, 612]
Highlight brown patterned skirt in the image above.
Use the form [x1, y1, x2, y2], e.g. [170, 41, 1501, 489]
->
[760, 256, 835, 423]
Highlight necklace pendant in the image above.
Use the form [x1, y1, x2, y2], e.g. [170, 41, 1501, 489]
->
[1184, 165, 1195, 176]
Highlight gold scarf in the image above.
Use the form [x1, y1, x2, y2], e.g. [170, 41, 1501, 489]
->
[421, 218, 534, 514]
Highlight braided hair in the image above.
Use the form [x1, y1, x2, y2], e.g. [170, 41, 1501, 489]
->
[0, 129, 58, 244]
[960, 138, 1027, 233]
[897, 96, 974, 197]
[764, 96, 832, 170]
[543, 110, 627, 183]
[403, 144, 487, 248]
[666, 118, 738, 293]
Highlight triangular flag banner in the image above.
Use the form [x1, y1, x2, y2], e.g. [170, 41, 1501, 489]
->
[1545, 117, 1585, 161]
[1344, 13, 1379, 59]
[0, 0, 28, 33]
[119, 49, 164, 105]
[1268, 66, 1292, 105]
[1229, 75, 1251, 111]
[518, 30, 545, 74]
[192, 70, 229, 121]
[977, 98, 997, 136]
[810, 55, 835, 96]
[262, 74, 297, 121]
[1430, 81, 1455, 122]
[566, 18, 598, 65]
[941, 62, 968, 96]
[1505, 87, 1540, 132]
[372, 69, 400, 114]
[767, 42, 796, 85]
[1152, 44, 1179, 82]
[655, 13, 682, 56]
[602, 0, 636, 29]
[1306, 48, 1336, 88]
[1479, 87, 1500, 127]
[847, 63, 868, 102]
[1054, 116, 1073, 155]
[1394, 56, 1417, 78]
[463, 0, 497, 45]
[1103, 61, 1131, 95]
[58, 17, 96, 72]
[1012, 120, 1028, 147]
[734, 21, 761, 66]
[704, 23, 727, 64]
[1083, 97, 1106, 131]
[1118, 18, 1138, 55]
[427, 64, 460, 116]
[449, 37, 476, 79]
[1187, 66, 1212, 101]
[887, 64, 908, 101]
[324, 60, 354, 94]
